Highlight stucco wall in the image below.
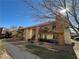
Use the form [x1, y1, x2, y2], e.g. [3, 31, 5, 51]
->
[64, 29, 72, 44]
[24, 28, 33, 41]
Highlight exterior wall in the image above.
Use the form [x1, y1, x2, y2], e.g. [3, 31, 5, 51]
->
[56, 15, 71, 45]
[24, 16, 71, 45]
[24, 24, 54, 42]
[29, 29, 33, 39]
[25, 28, 33, 41]
[64, 29, 72, 44]
[55, 15, 65, 45]
[11, 30, 17, 36]
[41, 34, 45, 39]
[35, 26, 39, 42]
[24, 29, 28, 41]
[25, 29, 32, 41]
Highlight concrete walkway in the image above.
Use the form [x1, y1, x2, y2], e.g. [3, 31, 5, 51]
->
[72, 40, 79, 59]
[5, 42, 41, 59]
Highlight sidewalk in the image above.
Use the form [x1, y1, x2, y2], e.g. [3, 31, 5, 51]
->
[74, 50, 79, 59]
[72, 40, 79, 59]
[5, 42, 41, 59]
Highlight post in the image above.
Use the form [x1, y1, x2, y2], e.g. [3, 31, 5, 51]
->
[55, 15, 72, 45]
[35, 26, 39, 43]
[25, 29, 29, 42]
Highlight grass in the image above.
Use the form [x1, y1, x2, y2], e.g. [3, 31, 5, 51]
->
[25, 44, 75, 59]
[0, 40, 5, 56]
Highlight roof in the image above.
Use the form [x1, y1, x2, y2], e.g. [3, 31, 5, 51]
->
[25, 21, 55, 29]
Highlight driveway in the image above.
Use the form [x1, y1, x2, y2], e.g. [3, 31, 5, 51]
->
[73, 40, 79, 59]
[5, 42, 41, 59]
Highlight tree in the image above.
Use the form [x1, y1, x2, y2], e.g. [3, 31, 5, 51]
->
[24, 0, 79, 35]
[17, 28, 24, 40]
[5, 31, 12, 38]
[0, 28, 3, 34]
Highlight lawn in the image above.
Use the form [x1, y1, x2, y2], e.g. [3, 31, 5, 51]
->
[0, 40, 13, 59]
[0, 40, 5, 51]
[0, 40, 5, 57]
[25, 44, 75, 59]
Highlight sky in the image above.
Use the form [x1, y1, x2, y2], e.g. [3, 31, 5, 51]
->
[0, 0, 42, 28]
[0, 0, 78, 29]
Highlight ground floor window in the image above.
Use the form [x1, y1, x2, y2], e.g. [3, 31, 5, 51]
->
[39, 33, 58, 44]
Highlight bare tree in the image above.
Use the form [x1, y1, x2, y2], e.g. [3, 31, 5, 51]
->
[24, 0, 79, 35]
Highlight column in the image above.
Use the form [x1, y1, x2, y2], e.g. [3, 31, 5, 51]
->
[35, 26, 39, 43]
[25, 29, 29, 42]
[56, 15, 71, 45]
[64, 29, 72, 44]
[57, 32, 65, 45]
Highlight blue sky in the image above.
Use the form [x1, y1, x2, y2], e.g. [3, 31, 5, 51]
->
[0, 0, 78, 28]
[0, 0, 41, 28]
